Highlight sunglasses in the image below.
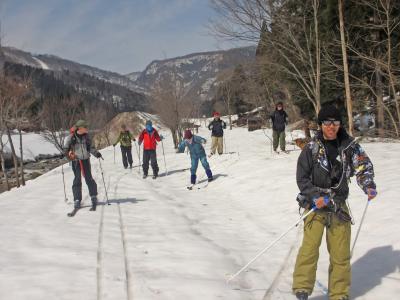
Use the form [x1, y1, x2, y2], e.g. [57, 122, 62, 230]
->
[322, 120, 341, 126]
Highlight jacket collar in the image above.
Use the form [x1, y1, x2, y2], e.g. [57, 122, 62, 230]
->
[315, 127, 354, 151]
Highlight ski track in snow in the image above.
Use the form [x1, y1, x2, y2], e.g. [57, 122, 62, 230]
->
[0, 126, 399, 300]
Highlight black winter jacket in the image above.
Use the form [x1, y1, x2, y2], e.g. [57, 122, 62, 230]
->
[208, 119, 226, 137]
[270, 110, 288, 132]
[297, 128, 376, 204]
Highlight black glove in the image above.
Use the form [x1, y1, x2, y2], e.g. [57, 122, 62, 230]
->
[296, 193, 311, 209]
[95, 152, 102, 159]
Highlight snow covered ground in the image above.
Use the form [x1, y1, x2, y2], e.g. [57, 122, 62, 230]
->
[0, 125, 399, 300]
[2, 132, 60, 161]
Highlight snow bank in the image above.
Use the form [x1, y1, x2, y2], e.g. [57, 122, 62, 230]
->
[0, 125, 398, 300]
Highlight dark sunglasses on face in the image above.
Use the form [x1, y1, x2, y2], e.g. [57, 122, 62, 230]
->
[322, 120, 341, 126]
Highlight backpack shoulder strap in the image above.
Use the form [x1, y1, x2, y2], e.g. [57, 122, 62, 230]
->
[309, 140, 320, 163]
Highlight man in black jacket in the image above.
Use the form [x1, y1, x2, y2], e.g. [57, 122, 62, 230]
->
[292, 105, 377, 300]
[270, 102, 289, 153]
[208, 112, 226, 156]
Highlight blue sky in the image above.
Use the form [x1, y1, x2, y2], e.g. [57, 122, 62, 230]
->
[1, 0, 246, 73]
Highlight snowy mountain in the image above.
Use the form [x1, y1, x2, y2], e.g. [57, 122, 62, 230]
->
[0, 123, 398, 300]
[2, 47, 149, 112]
[125, 71, 142, 82]
[129, 46, 256, 101]
[2, 47, 142, 92]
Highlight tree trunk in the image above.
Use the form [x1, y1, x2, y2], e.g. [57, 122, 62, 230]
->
[18, 128, 25, 186]
[170, 128, 178, 149]
[0, 138, 10, 191]
[338, 0, 353, 135]
[313, 0, 321, 113]
[376, 65, 385, 137]
[6, 126, 20, 187]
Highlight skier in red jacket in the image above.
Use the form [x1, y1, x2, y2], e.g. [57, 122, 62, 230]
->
[138, 120, 163, 179]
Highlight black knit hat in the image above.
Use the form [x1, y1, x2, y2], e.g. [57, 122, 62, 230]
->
[318, 104, 341, 125]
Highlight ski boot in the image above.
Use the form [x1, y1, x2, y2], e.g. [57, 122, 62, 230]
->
[152, 174, 158, 179]
[90, 196, 97, 211]
[129, 164, 132, 169]
[143, 174, 148, 179]
[74, 200, 81, 209]
[206, 169, 213, 182]
[191, 174, 196, 185]
[68, 200, 81, 217]
[187, 174, 197, 190]
[295, 291, 308, 300]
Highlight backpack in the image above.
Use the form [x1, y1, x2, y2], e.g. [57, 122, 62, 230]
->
[120, 131, 131, 145]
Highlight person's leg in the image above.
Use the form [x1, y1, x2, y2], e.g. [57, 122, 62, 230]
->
[190, 156, 199, 184]
[273, 130, 279, 151]
[210, 136, 218, 155]
[121, 146, 128, 168]
[200, 156, 213, 180]
[217, 137, 223, 155]
[150, 150, 159, 176]
[326, 214, 351, 300]
[279, 131, 286, 152]
[71, 160, 82, 208]
[81, 159, 98, 207]
[293, 211, 326, 296]
[127, 146, 133, 167]
[142, 150, 150, 176]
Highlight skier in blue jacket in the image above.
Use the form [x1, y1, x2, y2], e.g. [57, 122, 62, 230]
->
[177, 129, 213, 185]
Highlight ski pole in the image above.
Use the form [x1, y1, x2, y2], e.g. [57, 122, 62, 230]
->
[61, 163, 68, 202]
[290, 131, 296, 151]
[161, 139, 168, 176]
[113, 146, 116, 164]
[223, 135, 227, 154]
[227, 208, 316, 283]
[98, 158, 110, 205]
[138, 143, 142, 174]
[134, 142, 141, 174]
[350, 199, 370, 258]
[262, 128, 273, 155]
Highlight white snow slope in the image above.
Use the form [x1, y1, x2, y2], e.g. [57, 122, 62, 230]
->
[2, 132, 60, 161]
[0, 126, 399, 300]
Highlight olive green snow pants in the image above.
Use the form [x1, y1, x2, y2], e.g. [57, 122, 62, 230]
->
[273, 130, 286, 151]
[292, 209, 351, 300]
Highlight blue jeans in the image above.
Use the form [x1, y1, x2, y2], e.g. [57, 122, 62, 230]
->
[191, 155, 210, 175]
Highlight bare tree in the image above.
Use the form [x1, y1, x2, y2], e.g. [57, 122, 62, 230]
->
[210, 0, 323, 116]
[7, 73, 34, 186]
[342, 0, 400, 137]
[338, 0, 354, 135]
[151, 72, 193, 148]
[40, 94, 82, 153]
[215, 69, 235, 129]
[0, 75, 30, 187]
[84, 101, 116, 148]
[0, 76, 14, 190]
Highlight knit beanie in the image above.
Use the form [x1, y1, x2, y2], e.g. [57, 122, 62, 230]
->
[318, 105, 342, 125]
